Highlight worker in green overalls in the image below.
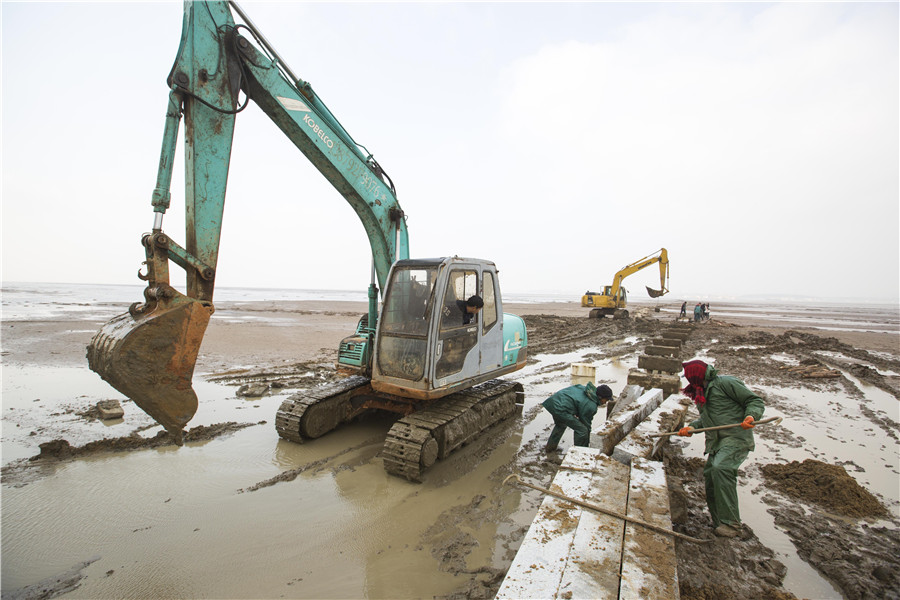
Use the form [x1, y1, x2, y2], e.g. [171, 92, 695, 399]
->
[678, 359, 765, 538]
[542, 382, 613, 451]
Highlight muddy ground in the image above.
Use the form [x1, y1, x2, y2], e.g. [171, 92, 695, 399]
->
[3, 305, 899, 599]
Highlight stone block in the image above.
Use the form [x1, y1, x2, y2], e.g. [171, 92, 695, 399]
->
[612, 394, 691, 464]
[96, 400, 124, 420]
[592, 389, 664, 454]
[627, 370, 682, 397]
[661, 330, 690, 342]
[645, 345, 678, 357]
[638, 354, 682, 374]
[607, 384, 644, 419]
[651, 338, 681, 348]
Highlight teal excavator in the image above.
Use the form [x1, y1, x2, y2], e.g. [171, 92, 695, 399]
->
[86, 0, 527, 481]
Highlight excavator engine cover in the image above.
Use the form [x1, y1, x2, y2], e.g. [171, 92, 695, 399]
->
[86, 292, 213, 444]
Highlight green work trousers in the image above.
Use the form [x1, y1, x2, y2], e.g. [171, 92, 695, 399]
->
[703, 444, 750, 527]
[547, 413, 590, 448]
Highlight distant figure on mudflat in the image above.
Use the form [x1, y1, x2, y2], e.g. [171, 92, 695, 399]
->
[694, 303, 703, 322]
[680, 301, 687, 319]
[677, 359, 765, 538]
[542, 383, 613, 451]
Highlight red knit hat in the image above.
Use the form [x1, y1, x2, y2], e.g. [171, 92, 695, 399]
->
[682, 359, 709, 405]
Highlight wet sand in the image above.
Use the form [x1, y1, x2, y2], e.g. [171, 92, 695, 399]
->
[2, 298, 899, 599]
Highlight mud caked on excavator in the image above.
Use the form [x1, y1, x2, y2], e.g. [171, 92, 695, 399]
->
[86, 0, 527, 481]
[582, 248, 670, 318]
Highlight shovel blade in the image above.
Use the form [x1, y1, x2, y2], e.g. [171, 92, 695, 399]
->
[86, 294, 213, 442]
[646, 286, 666, 298]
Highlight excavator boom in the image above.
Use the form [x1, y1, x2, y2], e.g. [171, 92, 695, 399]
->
[87, 0, 408, 442]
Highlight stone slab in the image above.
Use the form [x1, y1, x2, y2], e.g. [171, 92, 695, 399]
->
[627, 370, 682, 397]
[638, 354, 682, 374]
[496, 448, 630, 600]
[592, 389, 664, 455]
[651, 338, 682, 348]
[96, 400, 124, 420]
[645, 345, 678, 357]
[661, 331, 690, 342]
[612, 394, 691, 464]
[619, 458, 680, 599]
[606, 384, 644, 420]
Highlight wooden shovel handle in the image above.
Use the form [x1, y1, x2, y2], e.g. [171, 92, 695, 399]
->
[647, 415, 783, 438]
[502, 474, 710, 544]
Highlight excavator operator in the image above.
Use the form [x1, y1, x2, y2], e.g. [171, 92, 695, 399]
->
[456, 295, 484, 325]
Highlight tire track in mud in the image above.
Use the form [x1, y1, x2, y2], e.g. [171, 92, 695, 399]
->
[238, 432, 388, 492]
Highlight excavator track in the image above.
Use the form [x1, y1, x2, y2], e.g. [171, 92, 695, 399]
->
[382, 379, 524, 482]
[275, 375, 370, 443]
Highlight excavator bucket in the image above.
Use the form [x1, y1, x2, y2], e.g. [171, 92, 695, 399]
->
[646, 286, 666, 298]
[86, 293, 213, 445]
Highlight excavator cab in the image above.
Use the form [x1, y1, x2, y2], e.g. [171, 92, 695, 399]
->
[371, 257, 526, 400]
[275, 257, 527, 480]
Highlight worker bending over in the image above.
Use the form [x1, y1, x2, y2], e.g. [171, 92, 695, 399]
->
[542, 382, 613, 451]
[678, 359, 765, 538]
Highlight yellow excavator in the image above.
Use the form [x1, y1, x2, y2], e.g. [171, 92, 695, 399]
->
[581, 248, 669, 318]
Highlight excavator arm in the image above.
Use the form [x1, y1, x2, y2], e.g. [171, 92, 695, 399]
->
[609, 248, 669, 299]
[87, 0, 409, 443]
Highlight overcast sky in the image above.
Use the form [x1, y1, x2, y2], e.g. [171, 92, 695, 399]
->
[2, 1, 898, 303]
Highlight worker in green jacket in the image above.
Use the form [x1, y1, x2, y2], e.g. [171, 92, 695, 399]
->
[543, 382, 613, 451]
[678, 359, 765, 538]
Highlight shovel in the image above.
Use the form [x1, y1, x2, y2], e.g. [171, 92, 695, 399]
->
[648, 416, 783, 438]
[502, 474, 710, 544]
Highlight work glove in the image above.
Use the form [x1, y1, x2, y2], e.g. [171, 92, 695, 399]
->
[678, 426, 694, 437]
[741, 416, 755, 429]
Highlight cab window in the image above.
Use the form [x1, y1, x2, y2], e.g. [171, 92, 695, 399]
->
[482, 271, 498, 332]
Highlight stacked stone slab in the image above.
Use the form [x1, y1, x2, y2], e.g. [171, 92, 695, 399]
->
[627, 322, 691, 396]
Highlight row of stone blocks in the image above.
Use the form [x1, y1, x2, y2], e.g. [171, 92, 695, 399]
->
[627, 322, 693, 396]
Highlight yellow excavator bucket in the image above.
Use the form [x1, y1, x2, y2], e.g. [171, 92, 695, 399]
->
[86, 293, 213, 445]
